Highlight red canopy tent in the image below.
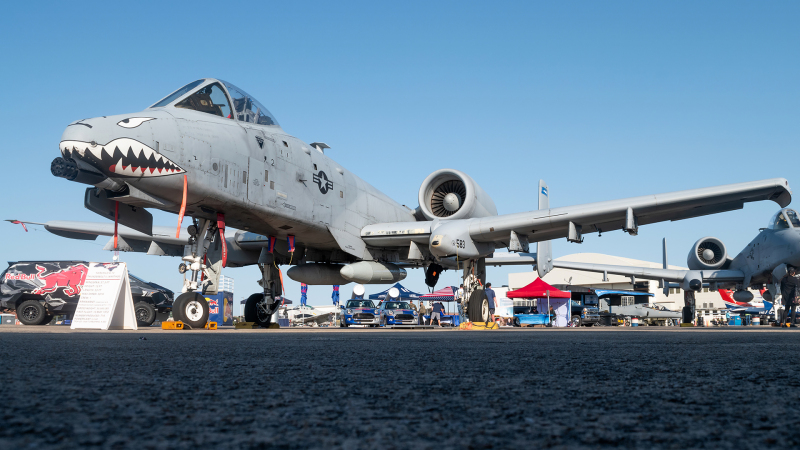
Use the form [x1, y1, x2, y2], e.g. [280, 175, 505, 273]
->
[506, 278, 571, 327]
[506, 278, 570, 298]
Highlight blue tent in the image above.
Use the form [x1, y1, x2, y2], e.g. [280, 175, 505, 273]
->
[368, 283, 424, 301]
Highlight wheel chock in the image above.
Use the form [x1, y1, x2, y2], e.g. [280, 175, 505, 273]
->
[205, 322, 218, 330]
[235, 322, 258, 329]
[459, 321, 499, 330]
[161, 321, 184, 330]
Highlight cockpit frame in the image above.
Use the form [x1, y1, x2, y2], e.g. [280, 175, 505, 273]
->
[768, 208, 800, 230]
[148, 78, 279, 127]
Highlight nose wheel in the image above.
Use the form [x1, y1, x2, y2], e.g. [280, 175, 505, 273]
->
[172, 292, 209, 329]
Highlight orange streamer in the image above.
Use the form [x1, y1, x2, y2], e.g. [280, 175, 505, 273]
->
[176, 174, 187, 238]
[114, 201, 119, 249]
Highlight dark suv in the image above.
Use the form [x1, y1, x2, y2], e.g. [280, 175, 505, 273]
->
[0, 261, 173, 327]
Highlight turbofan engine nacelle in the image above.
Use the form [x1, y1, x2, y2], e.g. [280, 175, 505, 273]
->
[417, 169, 498, 221]
[687, 237, 727, 270]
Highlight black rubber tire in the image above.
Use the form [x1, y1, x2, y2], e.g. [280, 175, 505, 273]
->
[467, 290, 489, 323]
[17, 300, 47, 326]
[244, 293, 273, 328]
[513, 316, 521, 327]
[134, 301, 157, 327]
[171, 294, 186, 322]
[571, 315, 582, 327]
[173, 292, 209, 328]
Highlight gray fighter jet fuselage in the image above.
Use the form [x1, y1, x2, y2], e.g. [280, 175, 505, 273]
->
[58, 80, 411, 256]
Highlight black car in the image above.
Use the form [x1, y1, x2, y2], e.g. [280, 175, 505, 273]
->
[0, 261, 173, 327]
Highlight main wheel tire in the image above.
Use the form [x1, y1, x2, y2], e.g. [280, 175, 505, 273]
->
[571, 315, 582, 327]
[134, 301, 157, 327]
[244, 293, 274, 328]
[173, 292, 209, 328]
[17, 300, 47, 326]
[467, 290, 489, 323]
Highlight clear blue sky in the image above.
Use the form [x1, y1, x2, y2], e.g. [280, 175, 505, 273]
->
[1, 1, 798, 311]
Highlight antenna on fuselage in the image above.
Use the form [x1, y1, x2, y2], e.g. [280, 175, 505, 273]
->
[310, 142, 330, 154]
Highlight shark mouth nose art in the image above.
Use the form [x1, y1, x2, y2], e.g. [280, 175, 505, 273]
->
[59, 138, 185, 177]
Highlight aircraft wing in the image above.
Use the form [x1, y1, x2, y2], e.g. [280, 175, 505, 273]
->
[552, 260, 745, 283]
[361, 178, 791, 260]
[8, 220, 190, 256]
[466, 178, 791, 244]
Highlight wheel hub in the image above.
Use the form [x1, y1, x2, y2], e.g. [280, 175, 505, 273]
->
[184, 300, 204, 322]
[22, 306, 39, 321]
[256, 298, 272, 321]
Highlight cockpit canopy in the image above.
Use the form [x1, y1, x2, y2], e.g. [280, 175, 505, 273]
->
[768, 209, 800, 230]
[150, 78, 279, 127]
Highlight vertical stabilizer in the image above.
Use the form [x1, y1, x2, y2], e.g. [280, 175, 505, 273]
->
[536, 180, 553, 278]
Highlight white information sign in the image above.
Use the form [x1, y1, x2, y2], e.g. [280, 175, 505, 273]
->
[71, 262, 137, 330]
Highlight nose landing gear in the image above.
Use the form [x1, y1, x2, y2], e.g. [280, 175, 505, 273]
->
[173, 217, 224, 328]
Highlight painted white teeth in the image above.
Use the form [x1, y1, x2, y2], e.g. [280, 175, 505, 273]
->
[59, 137, 184, 177]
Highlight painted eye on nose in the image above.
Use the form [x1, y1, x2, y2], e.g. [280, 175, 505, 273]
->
[117, 117, 155, 128]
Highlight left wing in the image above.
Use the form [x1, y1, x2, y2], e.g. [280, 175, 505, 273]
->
[362, 178, 791, 262]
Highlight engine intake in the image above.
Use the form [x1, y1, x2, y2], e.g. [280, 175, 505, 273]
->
[687, 237, 727, 270]
[417, 169, 497, 221]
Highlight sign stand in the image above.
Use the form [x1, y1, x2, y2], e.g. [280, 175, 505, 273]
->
[71, 262, 137, 330]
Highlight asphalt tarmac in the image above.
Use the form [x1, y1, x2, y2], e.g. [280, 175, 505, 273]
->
[1, 327, 799, 449]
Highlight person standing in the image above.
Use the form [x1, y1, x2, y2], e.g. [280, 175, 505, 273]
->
[485, 283, 497, 324]
[430, 301, 444, 327]
[781, 266, 800, 327]
[548, 306, 556, 327]
[456, 284, 465, 319]
[418, 300, 427, 325]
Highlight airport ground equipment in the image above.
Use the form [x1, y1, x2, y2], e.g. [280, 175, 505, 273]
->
[34, 78, 793, 328]
[0, 261, 173, 326]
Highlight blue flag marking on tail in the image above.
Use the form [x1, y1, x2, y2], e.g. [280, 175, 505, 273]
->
[541, 187, 548, 196]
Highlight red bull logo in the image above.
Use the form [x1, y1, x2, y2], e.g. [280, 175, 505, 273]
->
[31, 264, 89, 297]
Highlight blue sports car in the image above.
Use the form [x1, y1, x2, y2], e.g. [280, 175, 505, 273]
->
[377, 300, 419, 326]
[340, 299, 381, 327]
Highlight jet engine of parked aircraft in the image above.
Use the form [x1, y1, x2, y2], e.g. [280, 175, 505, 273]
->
[15, 78, 794, 328]
[687, 237, 728, 270]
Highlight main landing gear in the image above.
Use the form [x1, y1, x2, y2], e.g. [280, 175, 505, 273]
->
[463, 258, 489, 323]
[244, 262, 283, 328]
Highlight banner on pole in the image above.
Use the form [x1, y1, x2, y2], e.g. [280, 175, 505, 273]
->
[71, 262, 137, 330]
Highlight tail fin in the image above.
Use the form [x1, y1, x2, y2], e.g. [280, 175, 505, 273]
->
[536, 180, 552, 278]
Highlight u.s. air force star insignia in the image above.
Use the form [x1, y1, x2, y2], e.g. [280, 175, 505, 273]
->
[312, 170, 334, 194]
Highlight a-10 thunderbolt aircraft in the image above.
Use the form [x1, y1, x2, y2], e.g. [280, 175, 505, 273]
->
[550, 209, 800, 320]
[33, 78, 792, 328]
